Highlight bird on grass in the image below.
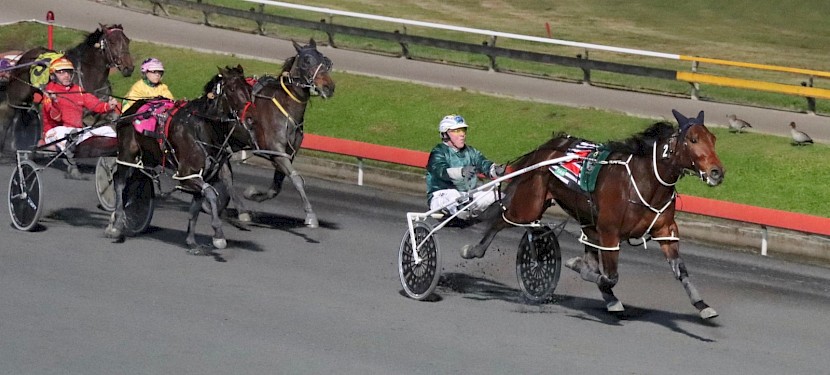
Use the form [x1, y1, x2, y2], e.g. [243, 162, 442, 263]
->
[789, 122, 813, 146]
[726, 114, 752, 133]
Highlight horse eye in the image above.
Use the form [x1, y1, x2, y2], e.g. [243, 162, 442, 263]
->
[690, 137, 698, 144]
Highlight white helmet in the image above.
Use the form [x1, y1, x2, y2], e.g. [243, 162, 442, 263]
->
[438, 114, 468, 133]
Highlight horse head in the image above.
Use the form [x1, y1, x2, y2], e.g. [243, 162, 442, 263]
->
[217, 65, 255, 126]
[288, 39, 335, 99]
[98, 24, 134, 77]
[671, 110, 724, 186]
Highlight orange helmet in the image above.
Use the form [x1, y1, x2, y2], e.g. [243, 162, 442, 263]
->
[49, 57, 74, 73]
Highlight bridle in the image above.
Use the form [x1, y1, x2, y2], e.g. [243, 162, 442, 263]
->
[211, 73, 258, 148]
[99, 26, 130, 72]
[286, 48, 333, 95]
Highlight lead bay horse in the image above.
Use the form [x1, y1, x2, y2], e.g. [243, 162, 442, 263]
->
[464, 110, 724, 319]
[239, 39, 335, 228]
[1, 24, 133, 154]
[105, 66, 254, 254]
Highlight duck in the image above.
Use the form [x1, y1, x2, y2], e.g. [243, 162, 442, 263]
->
[726, 114, 752, 133]
[789, 122, 813, 146]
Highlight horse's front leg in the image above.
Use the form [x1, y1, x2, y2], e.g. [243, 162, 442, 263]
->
[221, 162, 252, 222]
[656, 222, 718, 320]
[243, 168, 285, 202]
[185, 181, 227, 255]
[272, 156, 318, 228]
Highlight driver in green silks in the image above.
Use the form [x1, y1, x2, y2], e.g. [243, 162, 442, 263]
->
[425, 114, 506, 220]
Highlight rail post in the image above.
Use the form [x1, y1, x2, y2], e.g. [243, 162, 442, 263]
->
[802, 77, 816, 115]
[577, 49, 591, 85]
[395, 29, 410, 59]
[690, 60, 700, 100]
[320, 17, 336, 48]
[252, 4, 266, 35]
[357, 157, 364, 186]
[46, 11, 54, 50]
[761, 225, 768, 256]
[485, 36, 498, 72]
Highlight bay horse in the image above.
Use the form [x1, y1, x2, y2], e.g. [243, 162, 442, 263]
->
[240, 39, 335, 228]
[1, 24, 133, 154]
[464, 110, 724, 320]
[104, 66, 254, 254]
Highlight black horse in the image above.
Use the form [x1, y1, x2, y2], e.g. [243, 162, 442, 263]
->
[1, 24, 133, 155]
[104, 66, 254, 254]
[464, 110, 724, 319]
[239, 39, 335, 227]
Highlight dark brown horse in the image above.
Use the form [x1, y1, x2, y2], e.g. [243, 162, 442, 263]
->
[240, 39, 335, 228]
[1, 24, 133, 154]
[464, 110, 724, 319]
[104, 66, 254, 254]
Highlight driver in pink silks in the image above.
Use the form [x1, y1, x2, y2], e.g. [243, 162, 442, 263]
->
[34, 57, 120, 179]
[425, 114, 506, 221]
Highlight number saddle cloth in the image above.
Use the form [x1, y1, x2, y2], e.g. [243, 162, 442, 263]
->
[548, 140, 610, 193]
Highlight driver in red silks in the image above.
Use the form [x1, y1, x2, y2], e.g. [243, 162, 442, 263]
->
[33, 57, 120, 179]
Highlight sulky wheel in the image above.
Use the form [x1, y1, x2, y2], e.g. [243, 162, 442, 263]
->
[516, 226, 561, 303]
[95, 156, 117, 212]
[8, 160, 43, 231]
[123, 172, 155, 236]
[398, 221, 441, 300]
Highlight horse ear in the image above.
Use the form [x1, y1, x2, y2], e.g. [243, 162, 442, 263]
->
[292, 40, 302, 52]
[309, 38, 317, 48]
[671, 109, 689, 126]
[695, 111, 704, 124]
[236, 64, 243, 71]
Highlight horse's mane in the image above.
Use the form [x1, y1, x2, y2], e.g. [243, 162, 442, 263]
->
[604, 122, 676, 155]
[66, 25, 109, 58]
[202, 73, 223, 95]
[280, 56, 295, 74]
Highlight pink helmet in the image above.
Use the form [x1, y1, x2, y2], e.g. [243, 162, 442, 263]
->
[140, 58, 164, 73]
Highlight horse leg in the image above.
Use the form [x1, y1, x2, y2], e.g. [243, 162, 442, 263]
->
[272, 157, 318, 227]
[597, 250, 623, 312]
[221, 162, 252, 222]
[185, 182, 227, 254]
[460, 172, 550, 259]
[243, 169, 285, 202]
[104, 165, 129, 242]
[460, 205, 511, 259]
[657, 223, 718, 319]
[565, 232, 624, 312]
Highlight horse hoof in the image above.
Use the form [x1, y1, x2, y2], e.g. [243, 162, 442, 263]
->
[460, 244, 484, 259]
[238, 212, 252, 222]
[606, 300, 625, 312]
[699, 307, 718, 320]
[305, 215, 319, 228]
[104, 224, 122, 239]
[213, 238, 227, 249]
[564, 257, 583, 272]
[243, 186, 266, 202]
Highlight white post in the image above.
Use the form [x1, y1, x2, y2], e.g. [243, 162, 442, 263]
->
[760, 225, 768, 256]
[357, 157, 364, 186]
